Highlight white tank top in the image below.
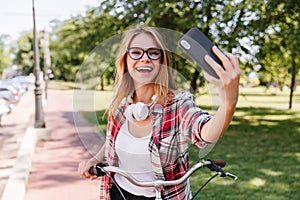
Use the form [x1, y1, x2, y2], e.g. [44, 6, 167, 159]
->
[114, 120, 156, 197]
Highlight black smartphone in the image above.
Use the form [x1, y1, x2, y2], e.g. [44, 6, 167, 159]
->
[179, 27, 224, 79]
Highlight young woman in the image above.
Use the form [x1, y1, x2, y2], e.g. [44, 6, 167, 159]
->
[78, 25, 240, 199]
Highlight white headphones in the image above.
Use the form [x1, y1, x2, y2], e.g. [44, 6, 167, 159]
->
[125, 95, 157, 122]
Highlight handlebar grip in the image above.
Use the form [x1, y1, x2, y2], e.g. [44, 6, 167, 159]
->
[89, 165, 97, 176]
[213, 160, 226, 168]
[206, 159, 226, 172]
[89, 162, 108, 176]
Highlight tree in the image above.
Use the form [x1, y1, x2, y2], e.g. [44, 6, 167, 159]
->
[49, 20, 83, 81]
[13, 32, 35, 75]
[0, 35, 11, 74]
[246, 0, 300, 109]
[49, 9, 122, 84]
[265, 1, 299, 109]
[13, 0, 297, 108]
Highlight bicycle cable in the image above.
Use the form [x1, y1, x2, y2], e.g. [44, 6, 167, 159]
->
[101, 168, 127, 200]
[191, 173, 219, 200]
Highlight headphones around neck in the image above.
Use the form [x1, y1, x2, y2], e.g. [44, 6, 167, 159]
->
[125, 95, 157, 122]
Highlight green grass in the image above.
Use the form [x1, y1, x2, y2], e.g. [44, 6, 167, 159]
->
[190, 87, 300, 199]
[189, 106, 300, 199]
[48, 80, 78, 90]
[56, 81, 300, 199]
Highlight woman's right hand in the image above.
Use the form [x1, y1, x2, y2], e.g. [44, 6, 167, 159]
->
[78, 158, 99, 180]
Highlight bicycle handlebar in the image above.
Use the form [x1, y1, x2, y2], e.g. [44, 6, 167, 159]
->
[89, 159, 237, 188]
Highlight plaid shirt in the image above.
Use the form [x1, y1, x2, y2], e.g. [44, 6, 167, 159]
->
[99, 91, 212, 199]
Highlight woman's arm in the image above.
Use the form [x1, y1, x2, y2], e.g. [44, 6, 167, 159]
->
[200, 46, 240, 143]
[78, 141, 106, 179]
[89, 142, 106, 164]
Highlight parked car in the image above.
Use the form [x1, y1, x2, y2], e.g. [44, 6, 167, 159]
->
[0, 86, 20, 104]
[0, 98, 13, 126]
[2, 80, 26, 96]
[1, 76, 33, 96]
[11, 75, 35, 84]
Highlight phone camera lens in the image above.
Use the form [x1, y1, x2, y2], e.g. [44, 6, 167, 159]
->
[180, 40, 191, 50]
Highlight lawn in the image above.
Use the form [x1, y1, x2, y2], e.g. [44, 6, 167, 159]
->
[190, 86, 300, 199]
[52, 81, 300, 199]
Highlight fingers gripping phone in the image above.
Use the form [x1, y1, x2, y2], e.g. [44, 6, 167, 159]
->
[179, 27, 224, 79]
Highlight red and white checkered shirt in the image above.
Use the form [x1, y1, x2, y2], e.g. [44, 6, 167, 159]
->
[99, 91, 213, 199]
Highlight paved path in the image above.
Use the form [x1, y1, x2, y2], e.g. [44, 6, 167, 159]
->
[0, 87, 35, 197]
[25, 89, 104, 200]
[1, 88, 105, 200]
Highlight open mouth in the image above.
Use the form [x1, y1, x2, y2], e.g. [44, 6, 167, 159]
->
[136, 66, 153, 72]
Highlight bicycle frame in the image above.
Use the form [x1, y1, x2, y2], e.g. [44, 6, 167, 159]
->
[90, 159, 237, 200]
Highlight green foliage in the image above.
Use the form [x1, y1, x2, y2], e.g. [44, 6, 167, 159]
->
[13, 31, 47, 75]
[246, 1, 300, 86]
[9, 0, 300, 107]
[0, 35, 11, 73]
[13, 32, 35, 75]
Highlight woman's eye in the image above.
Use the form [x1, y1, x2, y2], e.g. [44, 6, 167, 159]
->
[149, 50, 160, 56]
[150, 52, 159, 55]
[132, 51, 141, 55]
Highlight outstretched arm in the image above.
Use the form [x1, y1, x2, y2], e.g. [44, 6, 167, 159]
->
[201, 46, 240, 143]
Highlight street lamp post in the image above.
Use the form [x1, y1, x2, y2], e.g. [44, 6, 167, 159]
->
[32, 0, 45, 128]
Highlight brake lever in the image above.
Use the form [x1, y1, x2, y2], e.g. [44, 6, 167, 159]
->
[225, 172, 238, 180]
[207, 160, 238, 180]
[207, 159, 226, 177]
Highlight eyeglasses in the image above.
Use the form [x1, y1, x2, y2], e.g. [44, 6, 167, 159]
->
[127, 47, 163, 60]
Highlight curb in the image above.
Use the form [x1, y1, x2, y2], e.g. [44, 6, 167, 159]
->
[1, 127, 51, 200]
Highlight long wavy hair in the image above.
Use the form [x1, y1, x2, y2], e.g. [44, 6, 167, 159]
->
[109, 25, 176, 116]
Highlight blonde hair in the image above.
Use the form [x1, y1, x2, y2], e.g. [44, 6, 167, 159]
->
[109, 25, 176, 115]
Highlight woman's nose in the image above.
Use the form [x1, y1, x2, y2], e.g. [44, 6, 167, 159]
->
[140, 52, 150, 61]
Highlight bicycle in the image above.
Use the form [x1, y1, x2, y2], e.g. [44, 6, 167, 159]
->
[89, 159, 238, 200]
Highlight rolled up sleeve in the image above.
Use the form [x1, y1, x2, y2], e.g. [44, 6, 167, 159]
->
[179, 95, 212, 148]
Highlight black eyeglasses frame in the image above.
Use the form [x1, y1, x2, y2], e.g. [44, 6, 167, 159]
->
[126, 47, 163, 60]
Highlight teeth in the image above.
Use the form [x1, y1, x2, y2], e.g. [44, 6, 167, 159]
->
[136, 67, 153, 72]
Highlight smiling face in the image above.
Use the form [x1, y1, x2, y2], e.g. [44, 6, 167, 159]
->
[126, 33, 161, 88]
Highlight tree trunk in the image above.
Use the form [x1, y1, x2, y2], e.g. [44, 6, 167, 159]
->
[288, 58, 296, 109]
[100, 76, 104, 91]
[190, 69, 200, 93]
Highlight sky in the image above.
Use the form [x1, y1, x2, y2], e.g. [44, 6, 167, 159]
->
[0, 0, 100, 41]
